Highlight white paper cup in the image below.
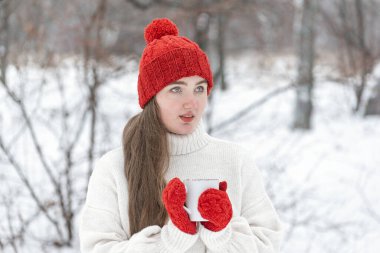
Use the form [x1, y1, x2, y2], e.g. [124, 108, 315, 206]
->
[184, 179, 219, 222]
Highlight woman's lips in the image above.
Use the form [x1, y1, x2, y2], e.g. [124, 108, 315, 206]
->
[180, 116, 194, 123]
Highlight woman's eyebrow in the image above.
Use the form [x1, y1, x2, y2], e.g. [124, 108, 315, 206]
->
[169, 79, 208, 85]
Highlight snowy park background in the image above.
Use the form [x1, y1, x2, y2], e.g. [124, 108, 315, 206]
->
[1, 0, 380, 253]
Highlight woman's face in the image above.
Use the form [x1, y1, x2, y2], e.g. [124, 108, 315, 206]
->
[156, 75, 208, 135]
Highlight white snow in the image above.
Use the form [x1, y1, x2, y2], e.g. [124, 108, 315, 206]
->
[1, 51, 379, 252]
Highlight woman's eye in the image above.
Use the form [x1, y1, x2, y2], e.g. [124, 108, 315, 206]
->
[195, 86, 205, 93]
[170, 87, 182, 93]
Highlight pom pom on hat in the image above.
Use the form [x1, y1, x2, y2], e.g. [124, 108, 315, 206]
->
[144, 18, 179, 44]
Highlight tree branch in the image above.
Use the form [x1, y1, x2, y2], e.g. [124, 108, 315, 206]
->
[210, 83, 295, 134]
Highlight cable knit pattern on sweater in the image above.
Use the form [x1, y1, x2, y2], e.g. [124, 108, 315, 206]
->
[79, 121, 283, 252]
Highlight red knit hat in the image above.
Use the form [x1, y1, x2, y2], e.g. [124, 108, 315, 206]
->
[138, 18, 214, 108]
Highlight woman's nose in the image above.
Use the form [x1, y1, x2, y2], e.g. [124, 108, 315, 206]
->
[183, 93, 197, 109]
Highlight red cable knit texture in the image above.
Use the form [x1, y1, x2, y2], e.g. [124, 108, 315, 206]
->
[162, 177, 197, 235]
[138, 18, 214, 108]
[198, 181, 233, 232]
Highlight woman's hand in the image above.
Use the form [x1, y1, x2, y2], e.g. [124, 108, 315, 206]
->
[162, 177, 197, 234]
[198, 181, 233, 232]
[128, 225, 161, 250]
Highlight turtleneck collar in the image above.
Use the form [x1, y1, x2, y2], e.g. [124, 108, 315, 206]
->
[167, 120, 211, 156]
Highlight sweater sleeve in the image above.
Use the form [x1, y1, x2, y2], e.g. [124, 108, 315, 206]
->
[79, 153, 199, 253]
[198, 151, 283, 252]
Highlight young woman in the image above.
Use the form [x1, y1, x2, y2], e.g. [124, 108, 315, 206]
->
[79, 18, 283, 253]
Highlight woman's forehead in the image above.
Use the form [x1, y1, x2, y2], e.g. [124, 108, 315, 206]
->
[170, 75, 207, 85]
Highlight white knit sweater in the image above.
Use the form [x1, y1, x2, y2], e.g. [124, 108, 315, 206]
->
[79, 121, 283, 253]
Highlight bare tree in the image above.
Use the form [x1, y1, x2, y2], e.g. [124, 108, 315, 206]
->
[216, 12, 227, 91]
[321, 0, 380, 114]
[0, 0, 128, 250]
[81, 0, 109, 183]
[292, 0, 317, 130]
[0, 0, 11, 85]
[364, 77, 380, 115]
[208, 83, 294, 134]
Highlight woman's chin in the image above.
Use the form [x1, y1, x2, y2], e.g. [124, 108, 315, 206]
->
[169, 123, 197, 135]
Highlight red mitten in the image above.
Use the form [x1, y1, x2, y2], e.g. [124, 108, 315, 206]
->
[198, 181, 233, 232]
[162, 177, 197, 235]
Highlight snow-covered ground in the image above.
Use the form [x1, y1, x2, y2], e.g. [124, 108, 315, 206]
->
[215, 52, 380, 253]
[1, 51, 379, 253]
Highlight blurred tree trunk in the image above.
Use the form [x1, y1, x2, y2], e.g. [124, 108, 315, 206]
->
[0, 0, 10, 85]
[322, 0, 377, 114]
[354, 0, 380, 116]
[83, 0, 109, 185]
[292, 0, 316, 130]
[364, 79, 380, 116]
[217, 12, 227, 91]
[353, 0, 371, 112]
[194, 12, 211, 53]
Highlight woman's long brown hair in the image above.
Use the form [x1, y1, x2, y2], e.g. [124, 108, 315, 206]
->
[122, 97, 169, 236]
